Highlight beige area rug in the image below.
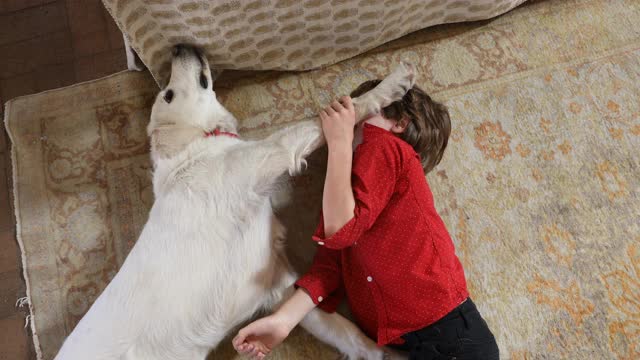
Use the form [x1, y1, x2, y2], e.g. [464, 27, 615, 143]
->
[5, 0, 640, 358]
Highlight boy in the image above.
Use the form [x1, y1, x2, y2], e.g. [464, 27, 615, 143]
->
[233, 81, 499, 360]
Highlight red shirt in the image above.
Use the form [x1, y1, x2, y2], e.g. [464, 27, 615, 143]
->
[295, 123, 469, 346]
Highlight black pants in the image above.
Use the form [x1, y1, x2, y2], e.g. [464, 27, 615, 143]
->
[390, 298, 499, 360]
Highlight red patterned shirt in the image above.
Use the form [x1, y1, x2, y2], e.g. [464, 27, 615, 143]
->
[295, 123, 469, 346]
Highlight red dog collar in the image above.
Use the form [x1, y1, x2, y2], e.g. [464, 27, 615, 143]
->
[204, 128, 239, 138]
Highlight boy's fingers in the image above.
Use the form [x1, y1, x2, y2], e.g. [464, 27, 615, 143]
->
[340, 96, 353, 109]
[330, 100, 343, 112]
[250, 347, 261, 358]
[235, 329, 248, 344]
[325, 106, 336, 115]
[232, 334, 244, 348]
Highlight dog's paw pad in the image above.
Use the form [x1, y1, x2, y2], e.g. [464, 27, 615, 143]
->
[398, 61, 416, 86]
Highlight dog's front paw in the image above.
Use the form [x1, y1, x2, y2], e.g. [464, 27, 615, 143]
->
[280, 122, 323, 175]
[396, 61, 416, 90]
[384, 62, 417, 100]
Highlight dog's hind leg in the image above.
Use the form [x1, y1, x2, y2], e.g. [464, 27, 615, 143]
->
[299, 309, 408, 360]
[264, 269, 407, 360]
[298, 305, 408, 360]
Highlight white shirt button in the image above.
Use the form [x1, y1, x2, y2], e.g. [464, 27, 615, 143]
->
[318, 296, 323, 302]
[367, 276, 373, 282]
[318, 241, 325, 245]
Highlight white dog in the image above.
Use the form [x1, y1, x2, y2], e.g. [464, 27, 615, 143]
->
[54, 45, 415, 360]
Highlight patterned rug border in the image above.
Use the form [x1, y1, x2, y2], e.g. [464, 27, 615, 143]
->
[5, 99, 43, 360]
[3, 70, 153, 360]
[2, 70, 151, 360]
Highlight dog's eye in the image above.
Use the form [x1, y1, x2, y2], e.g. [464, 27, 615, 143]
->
[200, 73, 208, 89]
[164, 89, 174, 103]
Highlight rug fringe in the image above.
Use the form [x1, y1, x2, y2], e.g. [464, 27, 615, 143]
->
[15, 296, 30, 308]
[24, 314, 32, 329]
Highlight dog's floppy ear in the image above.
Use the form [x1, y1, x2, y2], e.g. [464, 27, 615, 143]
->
[150, 124, 202, 160]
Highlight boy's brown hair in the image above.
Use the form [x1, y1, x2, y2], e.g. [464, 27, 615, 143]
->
[351, 80, 451, 173]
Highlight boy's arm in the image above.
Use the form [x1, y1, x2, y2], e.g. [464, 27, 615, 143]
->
[320, 96, 357, 237]
[323, 142, 356, 237]
[295, 231, 344, 310]
[318, 97, 400, 250]
[233, 288, 315, 359]
[274, 288, 317, 328]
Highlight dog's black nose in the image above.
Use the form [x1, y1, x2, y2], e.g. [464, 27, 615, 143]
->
[172, 44, 201, 58]
[172, 44, 184, 57]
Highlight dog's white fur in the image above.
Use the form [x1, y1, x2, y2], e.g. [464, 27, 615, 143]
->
[54, 46, 415, 360]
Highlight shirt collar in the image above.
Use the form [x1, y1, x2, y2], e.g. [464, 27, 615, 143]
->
[363, 122, 395, 139]
[361, 122, 420, 159]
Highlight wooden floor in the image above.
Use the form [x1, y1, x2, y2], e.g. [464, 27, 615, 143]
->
[0, 1, 126, 358]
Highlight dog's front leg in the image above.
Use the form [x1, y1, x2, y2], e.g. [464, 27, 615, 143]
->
[233, 122, 323, 193]
[299, 309, 408, 360]
[351, 61, 416, 121]
[245, 62, 418, 182]
[263, 62, 417, 174]
[266, 120, 324, 175]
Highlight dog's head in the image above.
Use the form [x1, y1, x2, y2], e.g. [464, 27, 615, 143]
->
[148, 45, 238, 158]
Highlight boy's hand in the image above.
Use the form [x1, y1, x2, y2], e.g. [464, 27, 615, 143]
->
[320, 96, 356, 148]
[232, 314, 292, 359]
